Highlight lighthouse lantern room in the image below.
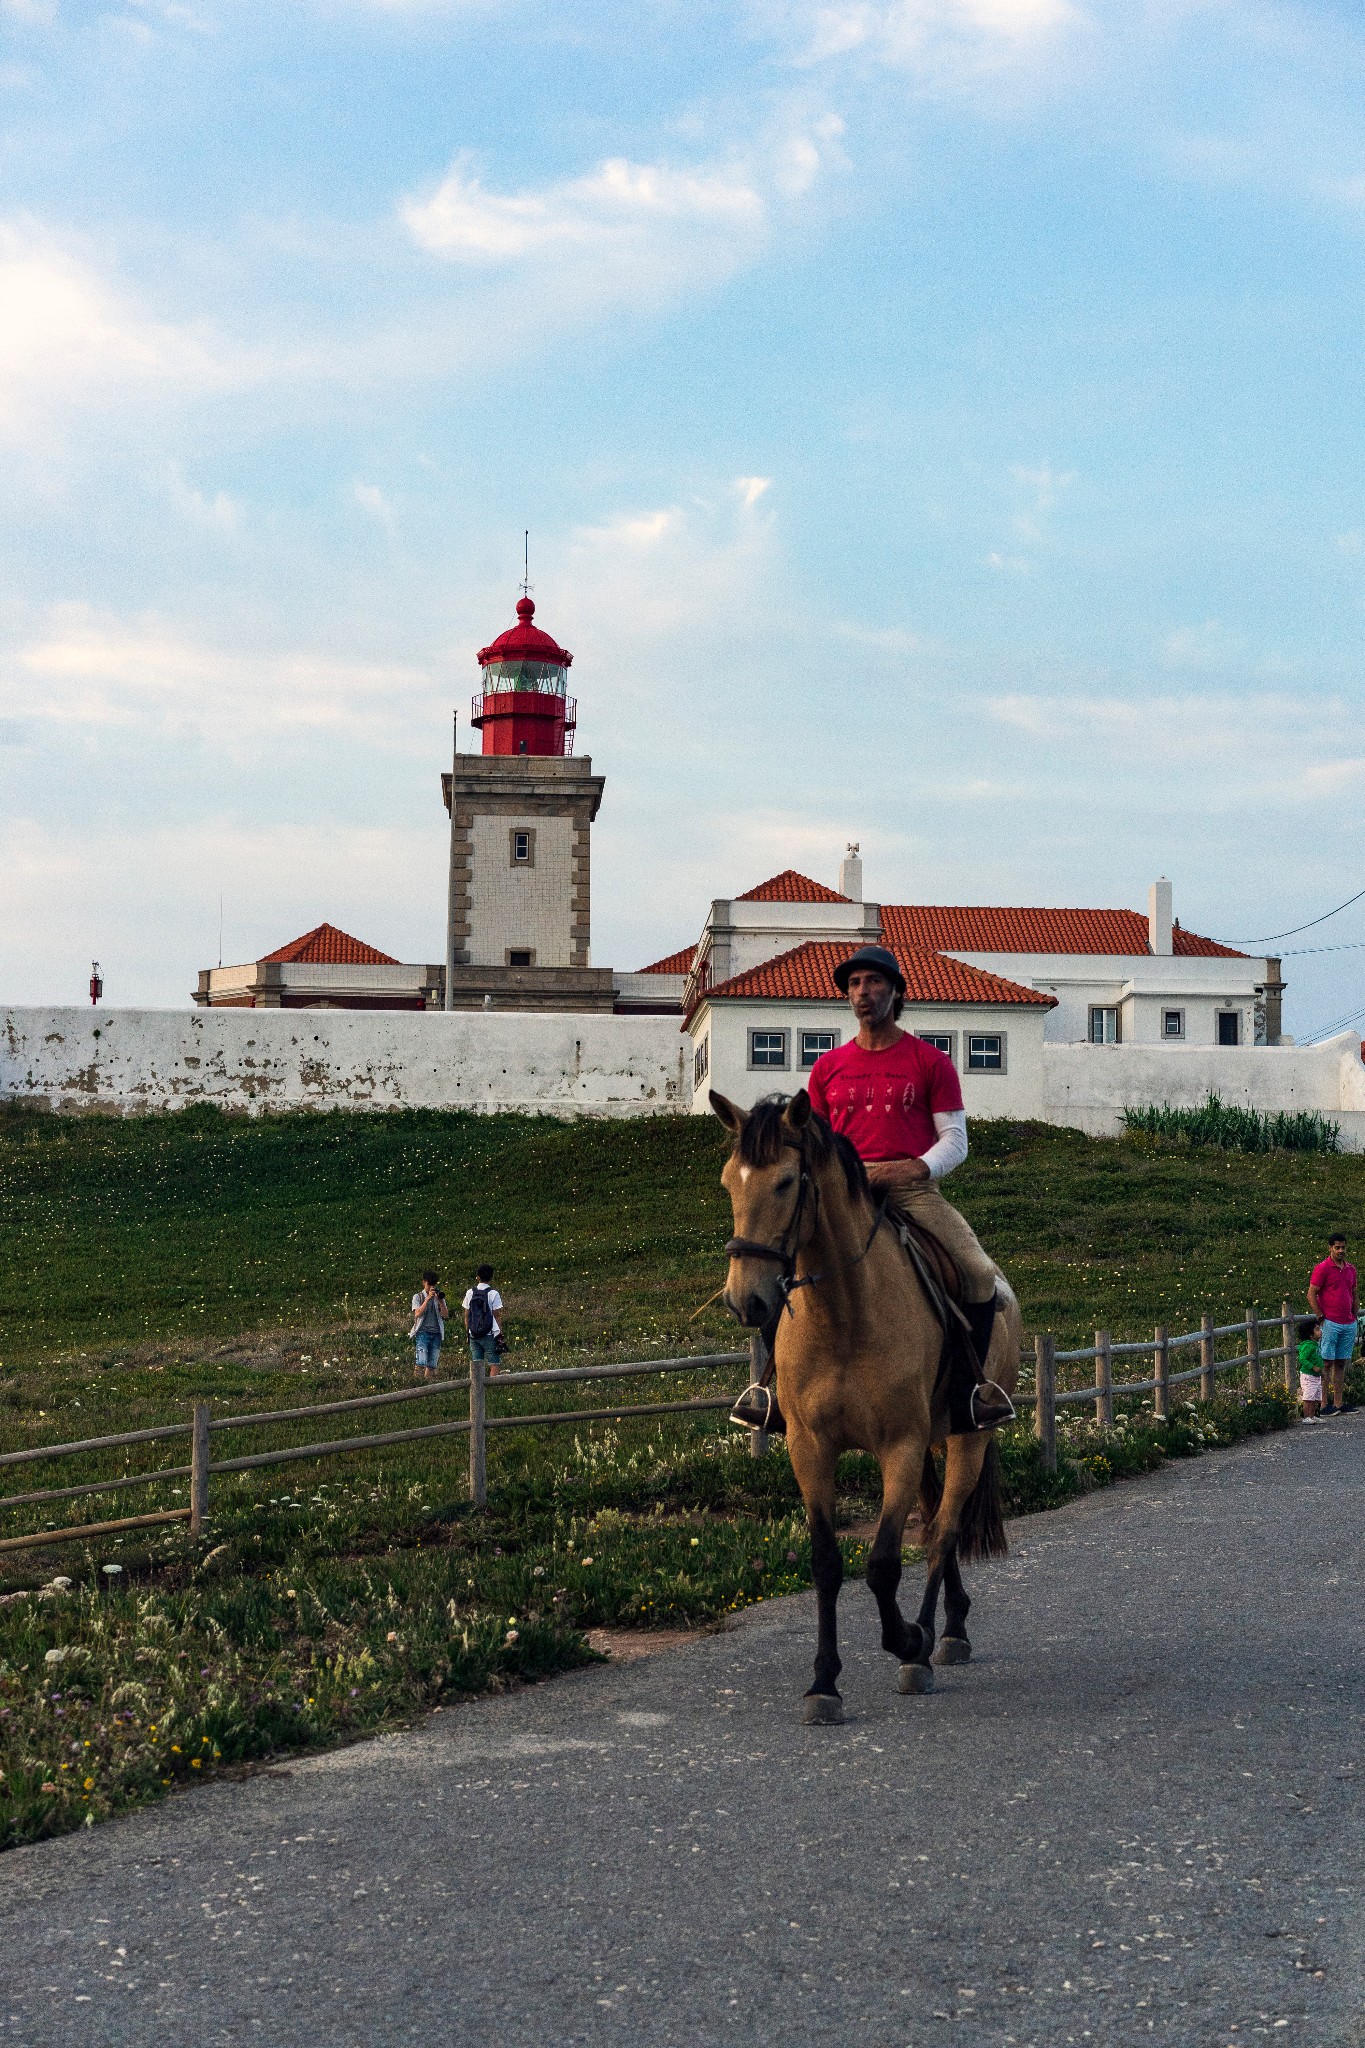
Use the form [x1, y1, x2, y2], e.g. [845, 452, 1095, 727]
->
[471, 598, 577, 756]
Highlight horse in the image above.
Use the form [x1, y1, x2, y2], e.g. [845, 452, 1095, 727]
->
[711, 1087, 1021, 1723]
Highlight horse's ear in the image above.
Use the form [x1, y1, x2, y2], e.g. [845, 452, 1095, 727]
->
[708, 1090, 745, 1134]
[785, 1090, 813, 1131]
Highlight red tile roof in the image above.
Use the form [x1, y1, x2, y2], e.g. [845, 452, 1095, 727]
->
[737, 870, 851, 904]
[700, 942, 1054, 1009]
[881, 905, 1246, 959]
[637, 946, 695, 975]
[261, 923, 399, 967]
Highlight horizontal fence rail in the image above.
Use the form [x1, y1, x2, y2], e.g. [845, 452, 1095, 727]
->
[0, 1349, 753, 1548]
[0, 1300, 1330, 1546]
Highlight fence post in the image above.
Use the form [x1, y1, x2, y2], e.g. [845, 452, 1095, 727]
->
[190, 1402, 211, 1534]
[1200, 1312, 1215, 1402]
[1247, 1306, 1261, 1394]
[747, 1330, 769, 1459]
[1153, 1326, 1169, 1420]
[1094, 1330, 1113, 1428]
[1281, 1298, 1296, 1396]
[1034, 1333, 1056, 1471]
[468, 1357, 487, 1508]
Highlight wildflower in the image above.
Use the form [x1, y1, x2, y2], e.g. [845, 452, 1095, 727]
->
[191, 1759, 201, 1769]
[532, 1565, 546, 1578]
[171, 1745, 181, 1753]
[44, 1648, 67, 1666]
[504, 1629, 519, 1645]
[581, 1557, 594, 1567]
[786, 1550, 798, 1564]
[690, 1538, 699, 1548]
[386, 1631, 398, 1643]
[102, 1564, 123, 1578]
[83, 1777, 95, 1791]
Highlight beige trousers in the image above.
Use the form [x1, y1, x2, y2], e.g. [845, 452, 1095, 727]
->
[897, 1182, 997, 1304]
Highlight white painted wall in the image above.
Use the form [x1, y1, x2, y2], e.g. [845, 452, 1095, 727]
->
[0, 1009, 689, 1117]
[696, 897, 879, 987]
[944, 950, 1272, 1045]
[1043, 1034, 1365, 1150]
[687, 998, 1049, 1118]
[467, 813, 575, 967]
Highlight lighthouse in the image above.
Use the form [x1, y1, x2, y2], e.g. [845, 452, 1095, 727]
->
[471, 597, 577, 757]
[441, 588, 612, 1012]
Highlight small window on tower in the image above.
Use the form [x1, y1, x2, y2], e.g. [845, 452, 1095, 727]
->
[507, 948, 534, 968]
[509, 828, 536, 867]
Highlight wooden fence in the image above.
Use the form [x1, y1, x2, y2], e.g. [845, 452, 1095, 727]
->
[1029, 1298, 1302, 1470]
[0, 1300, 1310, 1549]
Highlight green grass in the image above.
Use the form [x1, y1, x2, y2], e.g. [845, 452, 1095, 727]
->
[1119, 1092, 1341, 1155]
[0, 1104, 1356, 1849]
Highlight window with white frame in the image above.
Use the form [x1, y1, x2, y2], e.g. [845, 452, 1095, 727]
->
[748, 1028, 789, 1070]
[1162, 1008, 1184, 1040]
[799, 1028, 839, 1068]
[915, 1031, 956, 1065]
[1089, 1006, 1119, 1044]
[694, 1035, 709, 1088]
[509, 828, 535, 866]
[966, 1033, 1006, 1073]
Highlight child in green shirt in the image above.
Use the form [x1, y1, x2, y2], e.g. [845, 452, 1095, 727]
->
[1298, 1316, 1324, 1420]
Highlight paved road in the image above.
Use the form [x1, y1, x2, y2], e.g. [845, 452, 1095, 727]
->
[2, 1417, 1363, 2048]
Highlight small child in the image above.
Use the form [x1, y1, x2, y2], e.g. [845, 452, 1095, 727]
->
[1298, 1315, 1325, 1420]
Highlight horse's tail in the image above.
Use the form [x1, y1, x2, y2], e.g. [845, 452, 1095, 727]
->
[956, 1439, 1008, 1562]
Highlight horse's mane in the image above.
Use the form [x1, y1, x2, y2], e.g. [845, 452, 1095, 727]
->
[735, 1096, 870, 1207]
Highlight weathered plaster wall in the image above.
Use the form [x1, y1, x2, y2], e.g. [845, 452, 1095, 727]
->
[0, 1009, 690, 1117]
[1042, 1034, 1365, 1150]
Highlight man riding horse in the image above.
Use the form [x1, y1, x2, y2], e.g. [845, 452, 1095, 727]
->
[730, 943, 1015, 1436]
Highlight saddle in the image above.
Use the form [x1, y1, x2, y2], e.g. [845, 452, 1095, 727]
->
[735, 1202, 1007, 1438]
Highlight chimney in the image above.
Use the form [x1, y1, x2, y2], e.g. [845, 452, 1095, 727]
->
[1149, 876, 1173, 957]
[840, 843, 863, 902]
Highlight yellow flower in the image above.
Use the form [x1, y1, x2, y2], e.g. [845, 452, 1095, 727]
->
[191, 1758, 201, 1769]
[83, 1777, 95, 1790]
[171, 1744, 181, 1753]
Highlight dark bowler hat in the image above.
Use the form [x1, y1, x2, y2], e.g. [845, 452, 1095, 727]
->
[832, 944, 906, 995]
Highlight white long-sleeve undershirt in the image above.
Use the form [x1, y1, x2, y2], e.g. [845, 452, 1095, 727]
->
[919, 1109, 968, 1182]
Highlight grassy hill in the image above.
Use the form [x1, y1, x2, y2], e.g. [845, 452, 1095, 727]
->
[0, 1102, 1346, 1850]
[0, 1102, 1358, 1373]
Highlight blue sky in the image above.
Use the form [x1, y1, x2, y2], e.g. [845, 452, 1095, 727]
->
[3, 0, 1365, 1037]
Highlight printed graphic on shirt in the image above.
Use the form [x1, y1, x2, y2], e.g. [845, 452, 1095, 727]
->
[808, 1033, 962, 1161]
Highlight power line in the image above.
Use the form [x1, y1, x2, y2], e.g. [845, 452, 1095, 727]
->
[1303, 998, 1365, 1045]
[1218, 882, 1365, 947]
[1281, 937, 1365, 958]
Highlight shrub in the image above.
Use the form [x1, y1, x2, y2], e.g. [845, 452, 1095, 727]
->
[1120, 1093, 1339, 1155]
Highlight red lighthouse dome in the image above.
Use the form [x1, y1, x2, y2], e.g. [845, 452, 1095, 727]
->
[471, 597, 577, 757]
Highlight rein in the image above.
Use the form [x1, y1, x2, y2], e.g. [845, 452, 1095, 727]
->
[723, 1140, 891, 1318]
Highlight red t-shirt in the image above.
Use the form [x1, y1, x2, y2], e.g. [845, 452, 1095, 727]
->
[1310, 1257, 1357, 1324]
[807, 1033, 963, 1161]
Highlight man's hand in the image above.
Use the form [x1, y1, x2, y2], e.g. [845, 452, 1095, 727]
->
[866, 1156, 931, 1193]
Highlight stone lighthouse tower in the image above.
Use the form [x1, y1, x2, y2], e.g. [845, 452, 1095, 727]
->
[441, 593, 613, 1011]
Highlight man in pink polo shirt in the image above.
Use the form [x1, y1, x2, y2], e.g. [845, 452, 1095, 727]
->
[1308, 1232, 1357, 1415]
[809, 944, 1012, 1431]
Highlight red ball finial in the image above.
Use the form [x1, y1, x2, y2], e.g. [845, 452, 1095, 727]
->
[516, 596, 535, 622]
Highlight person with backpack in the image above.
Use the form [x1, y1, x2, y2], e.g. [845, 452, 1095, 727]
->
[409, 1270, 447, 1382]
[464, 1265, 505, 1374]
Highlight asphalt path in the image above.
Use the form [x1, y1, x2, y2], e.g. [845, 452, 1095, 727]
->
[1, 1415, 1363, 2048]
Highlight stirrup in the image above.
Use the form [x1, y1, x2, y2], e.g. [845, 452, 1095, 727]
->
[970, 1379, 1016, 1431]
[729, 1382, 782, 1433]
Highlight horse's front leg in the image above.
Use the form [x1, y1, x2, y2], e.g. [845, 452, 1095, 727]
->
[787, 1426, 844, 1724]
[866, 1440, 937, 1693]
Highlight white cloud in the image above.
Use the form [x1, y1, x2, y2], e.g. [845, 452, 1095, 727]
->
[353, 480, 397, 531]
[0, 220, 246, 441]
[793, 0, 1082, 76]
[403, 153, 765, 264]
[734, 475, 773, 508]
[2, 606, 437, 753]
[166, 462, 241, 534]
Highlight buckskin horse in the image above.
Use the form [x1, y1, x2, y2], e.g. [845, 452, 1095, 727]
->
[711, 1088, 1020, 1723]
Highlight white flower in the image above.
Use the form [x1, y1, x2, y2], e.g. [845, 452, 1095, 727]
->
[44, 1647, 68, 1665]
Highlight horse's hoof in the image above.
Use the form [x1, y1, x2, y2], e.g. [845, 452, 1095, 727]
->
[934, 1636, 971, 1666]
[897, 1662, 934, 1694]
[801, 1691, 845, 1725]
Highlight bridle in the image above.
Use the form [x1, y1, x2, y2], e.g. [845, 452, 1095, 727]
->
[723, 1134, 893, 1319]
[723, 1136, 823, 1317]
